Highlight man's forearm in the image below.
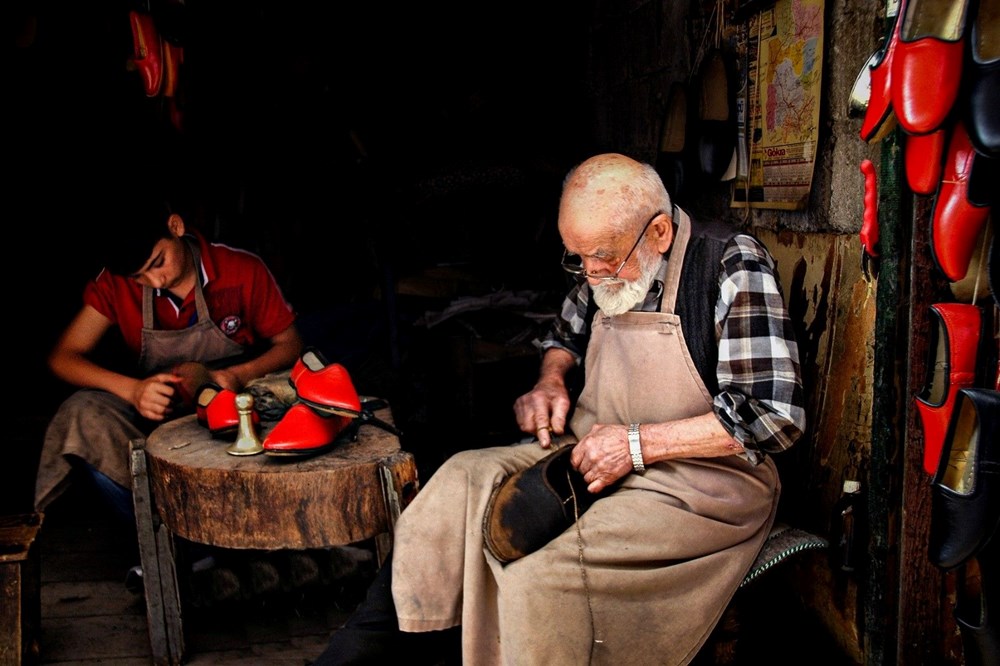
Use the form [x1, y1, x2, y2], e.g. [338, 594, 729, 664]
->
[636, 412, 744, 464]
[537, 347, 577, 389]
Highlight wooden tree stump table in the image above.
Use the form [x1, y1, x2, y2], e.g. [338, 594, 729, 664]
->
[129, 405, 417, 666]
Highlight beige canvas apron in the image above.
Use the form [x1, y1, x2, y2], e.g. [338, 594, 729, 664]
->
[391, 209, 779, 665]
[35, 240, 244, 510]
[137, 240, 244, 373]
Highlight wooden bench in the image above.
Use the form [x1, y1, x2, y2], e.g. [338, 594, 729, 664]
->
[0, 512, 43, 666]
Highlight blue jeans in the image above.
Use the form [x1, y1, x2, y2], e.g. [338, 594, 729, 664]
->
[77, 459, 135, 527]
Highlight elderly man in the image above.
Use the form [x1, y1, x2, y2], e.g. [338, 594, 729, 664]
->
[316, 152, 805, 665]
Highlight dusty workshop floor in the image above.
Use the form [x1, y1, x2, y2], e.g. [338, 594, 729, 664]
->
[35, 481, 373, 665]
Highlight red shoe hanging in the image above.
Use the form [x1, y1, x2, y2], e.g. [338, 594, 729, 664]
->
[915, 303, 983, 475]
[129, 10, 162, 97]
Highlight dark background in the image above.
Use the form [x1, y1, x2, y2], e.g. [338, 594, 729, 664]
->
[7, 0, 602, 513]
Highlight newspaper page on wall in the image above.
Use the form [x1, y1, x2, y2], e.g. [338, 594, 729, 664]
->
[731, 0, 824, 210]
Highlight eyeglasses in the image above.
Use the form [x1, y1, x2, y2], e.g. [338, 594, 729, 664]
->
[561, 211, 663, 282]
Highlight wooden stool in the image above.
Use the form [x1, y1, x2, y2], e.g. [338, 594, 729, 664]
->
[0, 513, 43, 666]
[129, 405, 417, 666]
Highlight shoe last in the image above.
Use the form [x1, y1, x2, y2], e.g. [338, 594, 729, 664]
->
[129, 10, 162, 97]
[262, 403, 353, 456]
[196, 383, 256, 438]
[964, 0, 1000, 159]
[289, 348, 362, 417]
[931, 122, 993, 281]
[854, 0, 906, 143]
[891, 0, 971, 135]
[905, 128, 947, 195]
[928, 388, 1000, 570]
[915, 303, 983, 476]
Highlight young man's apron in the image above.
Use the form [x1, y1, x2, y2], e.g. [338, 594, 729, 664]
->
[390, 209, 780, 665]
[35, 240, 244, 511]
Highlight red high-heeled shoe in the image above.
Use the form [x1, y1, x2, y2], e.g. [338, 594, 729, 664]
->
[128, 10, 162, 97]
[915, 303, 983, 476]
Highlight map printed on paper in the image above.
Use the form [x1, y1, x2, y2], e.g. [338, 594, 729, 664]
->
[732, 0, 824, 210]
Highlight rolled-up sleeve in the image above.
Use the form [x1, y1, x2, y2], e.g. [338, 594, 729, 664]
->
[535, 281, 589, 364]
[712, 235, 806, 463]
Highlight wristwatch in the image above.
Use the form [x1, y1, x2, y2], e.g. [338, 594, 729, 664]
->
[628, 423, 645, 473]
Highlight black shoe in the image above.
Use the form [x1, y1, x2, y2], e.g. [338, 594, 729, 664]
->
[929, 388, 1000, 570]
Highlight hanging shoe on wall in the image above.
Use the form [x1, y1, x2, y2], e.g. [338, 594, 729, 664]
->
[695, 47, 738, 181]
[951, 537, 1000, 666]
[990, 216, 1000, 312]
[927, 388, 1000, 570]
[905, 127, 947, 195]
[915, 303, 984, 476]
[161, 40, 183, 98]
[655, 82, 690, 201]
[850, 0, 907, 143]
[964, 0, 1000, 159]
[129, 10, 163, 97]
[931, 121, 993, 282]
[891, 0, 972, 135]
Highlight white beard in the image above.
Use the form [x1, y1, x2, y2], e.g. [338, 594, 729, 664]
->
[591, 247, 662, 316]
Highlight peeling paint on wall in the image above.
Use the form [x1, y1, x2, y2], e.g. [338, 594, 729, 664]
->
[755, 228, 875, 508]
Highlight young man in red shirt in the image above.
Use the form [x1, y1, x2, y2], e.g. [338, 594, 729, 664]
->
[35, 188, 303, 522]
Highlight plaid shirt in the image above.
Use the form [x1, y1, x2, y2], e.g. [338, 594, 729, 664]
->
[537, 234, 805, 463]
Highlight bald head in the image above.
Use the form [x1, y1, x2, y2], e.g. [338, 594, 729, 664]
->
[559, 153, 671, 240]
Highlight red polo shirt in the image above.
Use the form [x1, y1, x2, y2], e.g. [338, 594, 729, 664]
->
[83, 231, 296, 360]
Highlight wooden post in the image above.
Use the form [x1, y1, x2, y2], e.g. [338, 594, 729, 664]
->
[0, 513, 43, 666]
[130, 438, 184, 666]
[865, 123, 907, 666]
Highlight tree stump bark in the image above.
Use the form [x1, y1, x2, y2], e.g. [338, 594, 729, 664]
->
[144, 407, 417, 550]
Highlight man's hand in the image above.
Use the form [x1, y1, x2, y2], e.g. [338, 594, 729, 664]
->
[208, 367, 242, 393]
[513, 379, 572, 448]
[570, 423, 633, 493]
[132, 372, 182, 421]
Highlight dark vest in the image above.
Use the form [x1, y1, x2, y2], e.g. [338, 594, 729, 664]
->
[584, 218, 739, 397]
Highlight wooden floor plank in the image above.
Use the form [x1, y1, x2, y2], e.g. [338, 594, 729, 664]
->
[35, 483, 360, 664]
[39, 615, 151, 662]
[42, 581, 145, 618]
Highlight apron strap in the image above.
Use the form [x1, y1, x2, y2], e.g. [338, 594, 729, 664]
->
[140, 237, 211, 329]
[659, 205, 692, 315]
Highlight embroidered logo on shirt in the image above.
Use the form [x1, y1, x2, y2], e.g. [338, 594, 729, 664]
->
[220, 315, 242, 336]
